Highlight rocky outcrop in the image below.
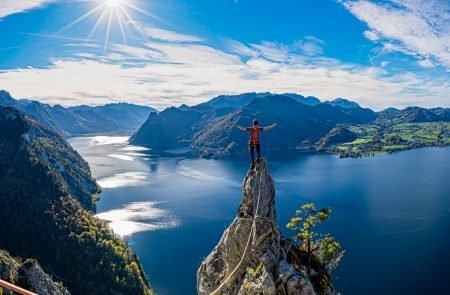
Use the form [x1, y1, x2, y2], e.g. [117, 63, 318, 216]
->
[0, 250, 69, 295]
[197, 159, 332, 295]
[20, 260, 70, 295]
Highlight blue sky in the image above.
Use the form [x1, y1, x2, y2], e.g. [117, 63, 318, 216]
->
[0, 0, 449, 110]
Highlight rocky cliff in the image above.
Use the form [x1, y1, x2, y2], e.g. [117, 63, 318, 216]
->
[0, 249, 69, 295]
[197, 159, 335, 295]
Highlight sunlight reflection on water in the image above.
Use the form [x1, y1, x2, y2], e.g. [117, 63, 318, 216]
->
[90, 136, 129, 145]
[120, 146, 150, 151]
[96, 201, 180, 238]
[97, 171, 149, 188]
[107, 153, 136, 161]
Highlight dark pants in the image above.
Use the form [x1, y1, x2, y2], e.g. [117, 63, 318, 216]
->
[249, 142, 261, 164]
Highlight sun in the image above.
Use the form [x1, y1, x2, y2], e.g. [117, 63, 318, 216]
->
[106, 0, 122, 8]
[61, 0, 157, 52]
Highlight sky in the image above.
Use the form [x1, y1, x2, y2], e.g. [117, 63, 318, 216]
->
[0, 0, 449, 110]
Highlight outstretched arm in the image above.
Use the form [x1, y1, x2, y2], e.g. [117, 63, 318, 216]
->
[236, 125, 247, 131]
[263, 123, 277, 131]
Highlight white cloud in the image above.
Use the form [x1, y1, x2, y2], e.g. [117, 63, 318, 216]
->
[242, 37, 325, 62]
[417, 58, 435, 68]
[380, 60, 390, 67]
[144, 27, 203, 43]
[297, 41, 324, 56]
[0, 25, 449, 110]
[304, 36, 325, 45]
[223, 38, 258, 58]
[363, 30, 380, 41]
[0, 0, 54, 19]
[144, 41, 242, 65]
[342, 0, 450, 69]
[250, 41, 290, 63]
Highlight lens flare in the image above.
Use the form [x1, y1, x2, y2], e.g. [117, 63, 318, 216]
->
[61, 0, 158, 52]
[106, 0, 122, 8]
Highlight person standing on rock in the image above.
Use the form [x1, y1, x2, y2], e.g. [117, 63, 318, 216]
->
[237, 119, 277, 168]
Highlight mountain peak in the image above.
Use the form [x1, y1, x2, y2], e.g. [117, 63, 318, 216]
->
[178, 103, 190, 110]
[381, 107, 400, 113]
[197, 159, 331, 295]
[281, 93, 321, 106]
[328, 98, 361, 109]
[202, 92, 272, 109]
[0, 90, 14, 103]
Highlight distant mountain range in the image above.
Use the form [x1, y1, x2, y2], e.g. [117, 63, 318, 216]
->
[377, 106, 450, 123]
[0, 90, 157, 137]
[192, 92, 322, 110]
[2, 89, 448, 158]
[131, 92, 450, 158]
[0, 106, 152, 294]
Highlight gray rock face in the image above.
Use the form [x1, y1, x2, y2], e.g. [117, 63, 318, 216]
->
[0, 250, 70, 295]
[21, 260, 70, 295]
[197, 159, 316, 295]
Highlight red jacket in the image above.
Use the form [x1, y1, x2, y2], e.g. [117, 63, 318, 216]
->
[246, 127, 263, 144]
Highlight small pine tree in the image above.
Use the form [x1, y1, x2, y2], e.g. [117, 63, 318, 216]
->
[318, 235, 345, 274]
[287, 203, 343, 277]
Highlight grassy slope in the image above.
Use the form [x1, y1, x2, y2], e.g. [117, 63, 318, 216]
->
[334, 122, 450, 156]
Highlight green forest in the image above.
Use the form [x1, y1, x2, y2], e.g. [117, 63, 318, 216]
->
[0, 106, 152, 295]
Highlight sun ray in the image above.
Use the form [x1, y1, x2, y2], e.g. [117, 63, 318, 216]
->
[115, 8, 127, 44]
[59, 3, 106, 34]
[63, 0, 155, 51]
[88, 8, 109, 39]
[104, 8, 114, 52]
[118, 5, 147, 39]
[122, 1, 170, 26]
[122, 2, 156, 19]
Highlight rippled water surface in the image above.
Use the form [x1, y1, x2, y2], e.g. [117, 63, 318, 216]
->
[69, 137, 450, 295]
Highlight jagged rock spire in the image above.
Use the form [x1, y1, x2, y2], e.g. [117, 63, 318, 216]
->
[238, 159, 276, 220]
[197, 159, 316, 295]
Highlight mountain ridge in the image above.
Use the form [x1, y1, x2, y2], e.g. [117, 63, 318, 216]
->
[131, 92, 450, 158]
[0, 90, 157, 137]
[131, 93, 378, 157]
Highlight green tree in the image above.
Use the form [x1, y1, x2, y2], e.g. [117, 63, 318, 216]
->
[287, 203, 343, 277]
[318, 235, 345, 274]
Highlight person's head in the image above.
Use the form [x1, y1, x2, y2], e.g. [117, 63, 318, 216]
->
[253, 119, 258, 126]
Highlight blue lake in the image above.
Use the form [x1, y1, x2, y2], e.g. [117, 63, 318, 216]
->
[69, 137, 450, 295]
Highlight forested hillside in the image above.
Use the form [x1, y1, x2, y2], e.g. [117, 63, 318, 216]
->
[0, 106, 152, 295]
